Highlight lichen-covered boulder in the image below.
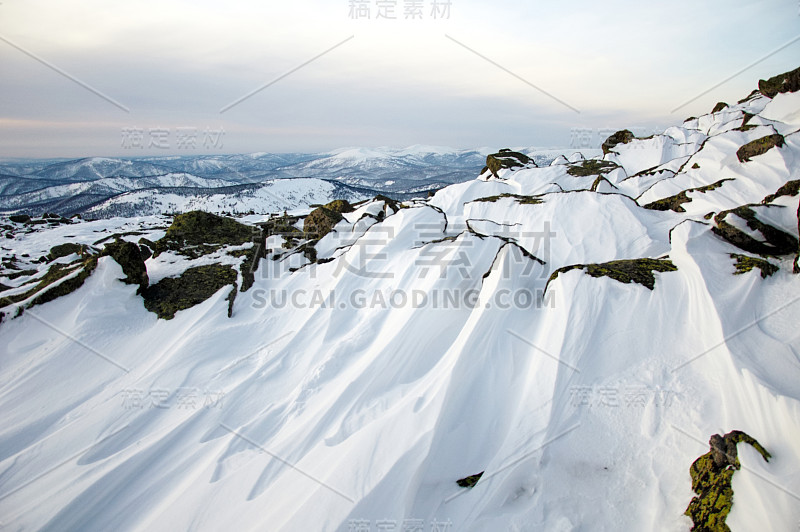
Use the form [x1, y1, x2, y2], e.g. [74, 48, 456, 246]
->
[736, 133, 785, 163]
[711, 102, 729, 113]
[601, 129, 635, 155]
[484, 150, 534, 178]
[323, 199, 354, 214]
[304, 207, 344, 239]
[102, 240, 149, 291]
[157, 211, 254, 258]
[758, 65, 800, 98]
[48, 243, 89, 262]
[685, 430, 771, 531]
[141, 264, 237, 320]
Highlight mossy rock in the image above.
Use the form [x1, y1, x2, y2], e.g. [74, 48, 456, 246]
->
[9, 214, 30, 223]
[373, 194, 401, 212]
[601, 129, 635, 155]
[758, 66, 800, 98]
[456, 472, 484, 488]
[736, 134, 785, 163]
[643, 179, 732, 213]
[304, 207, 343, 239]
[566, 159, 620, 177]
[547, 258, 677, 291]
[685, 430, 770, 532]
[730, 253, 778, 278]
[156, 211, 254, 258]
[259, 214, 302, 238]
[711, 102, 729, 113]
[713, 206, 797, 256]
[28, 257, 98, 308]
[471, 193, 543, 205]
[485, 150, 534, 178]
[48, 243, 89, 262]
[141, 264, 237, 320]
[761, 179, 800, 204]
[102, 240, 149, 291]
[1, 256, 99, 310]
[323, 199, 354, 214]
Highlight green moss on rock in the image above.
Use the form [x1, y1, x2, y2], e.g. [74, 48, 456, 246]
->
[156, 211, 253, 258]
[141, 264, 237, 320]
[48, 243, 89, 262]
[304, 207, 343, 239]
[471, 193, 543, 205]
[601, 129, 635, 155]
[566, 159, 620, 177]
[456, 472, 484, 488]
[761, 180, 800, 205]
[713, 206, 797, 256]
[685, 430, 770, 532]
[736, 134, 785, 163]
[485, 150, 534, 178]
[758, 66, 800, 98]
[643, 179, 732, 213]
[730, 253, 778, 278]
[547, 258, 677, 291]
[102, 240, 149, 291]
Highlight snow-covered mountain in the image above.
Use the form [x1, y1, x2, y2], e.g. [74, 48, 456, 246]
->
[1, 68, 799, 531]
[82, 178, 379, 219]
[0, 147, 569, 218]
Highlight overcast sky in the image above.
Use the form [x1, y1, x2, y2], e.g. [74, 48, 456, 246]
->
[1, 0, 798, 158]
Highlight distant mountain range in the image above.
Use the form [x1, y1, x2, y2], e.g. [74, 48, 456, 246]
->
[0, 146, 569, 218]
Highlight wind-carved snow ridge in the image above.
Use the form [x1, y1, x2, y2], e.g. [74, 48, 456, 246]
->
[1, 69, 800, 531]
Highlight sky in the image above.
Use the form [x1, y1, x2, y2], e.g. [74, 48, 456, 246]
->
[0, 0, 798, 158]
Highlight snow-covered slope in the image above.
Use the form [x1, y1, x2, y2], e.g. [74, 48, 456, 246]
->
[82, 178, 375, 218]
[1, 75, 799, 531]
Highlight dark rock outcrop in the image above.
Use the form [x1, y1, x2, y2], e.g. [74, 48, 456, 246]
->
[601, 129, 635, 155]
[736, 134, 785, 163]
[758, 65, 800, 98]
[685, 430, 771, 532]
[141, 264, 237, 320]
[102, 240, 149, 291]
[484, 150, 534, 178]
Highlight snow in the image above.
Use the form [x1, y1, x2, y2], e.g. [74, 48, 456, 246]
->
[1, 89, 800, 531]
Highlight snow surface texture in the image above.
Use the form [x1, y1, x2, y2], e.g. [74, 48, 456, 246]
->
[1, 92, 800, 531]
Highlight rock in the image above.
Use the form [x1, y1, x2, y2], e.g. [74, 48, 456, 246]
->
[685, 430, 770, 532]
[758, 65, 800, 98]
[711, 102, 728, 113]
[547, 258, 678, 292]
[141, 264, 237, 320]
[157, 211, 254, 258]
[485, 150, 534, 178]
[323, 199, 354, 214]
[736, 133, 785, 162]
[304, 207, 344, 239]
[713, 206, 797, 256]
[102, 240, 149, 291]
[601, 129, 635, 155]
[456, 472, 484, 488]
[9, 214, 30, 224]
[48, 243, 88, 262]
